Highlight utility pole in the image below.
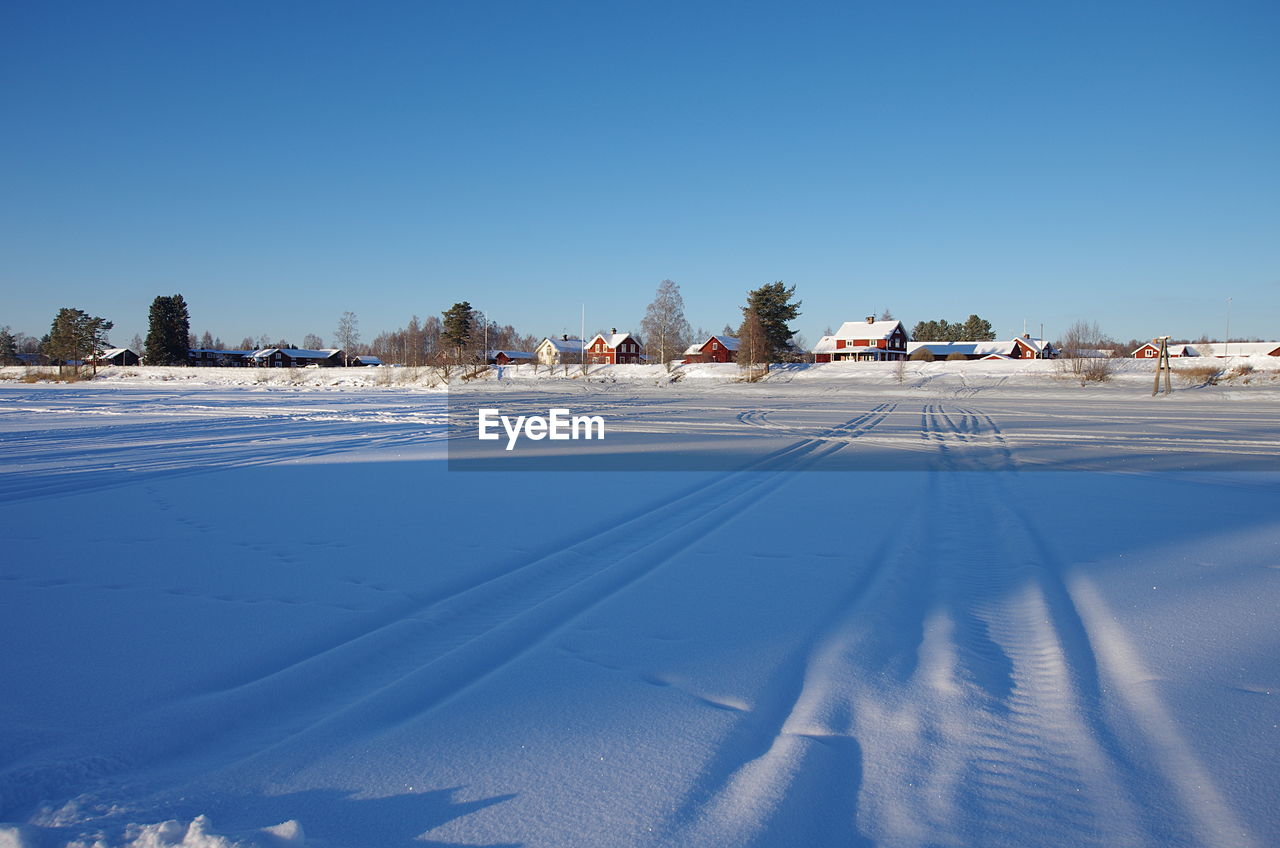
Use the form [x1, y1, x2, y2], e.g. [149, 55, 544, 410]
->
[1152, 336, 1172, 396]
[1225, 297, 1232, 357]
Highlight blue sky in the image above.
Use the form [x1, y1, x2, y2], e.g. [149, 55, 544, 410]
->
[3, 0, 1277, 348]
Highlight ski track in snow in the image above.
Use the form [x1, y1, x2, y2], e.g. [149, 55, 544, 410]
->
[0, 380, 1276, 847]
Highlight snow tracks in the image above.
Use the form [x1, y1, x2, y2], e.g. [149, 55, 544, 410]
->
[660, 401, 1258, 848]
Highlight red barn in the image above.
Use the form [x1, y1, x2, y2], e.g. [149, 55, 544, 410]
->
[586, 330, 643, 364]
[682, 335, 739, 363]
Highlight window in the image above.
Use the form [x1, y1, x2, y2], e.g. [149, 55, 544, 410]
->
[711, 342, 718, 350]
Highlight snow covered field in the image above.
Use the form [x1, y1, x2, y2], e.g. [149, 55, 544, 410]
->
[1, 365, 1278, 847]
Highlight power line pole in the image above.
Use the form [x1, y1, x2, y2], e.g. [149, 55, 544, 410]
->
[1152, 336, 1172, 396]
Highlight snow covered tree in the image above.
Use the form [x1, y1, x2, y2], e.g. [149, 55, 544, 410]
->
[144, 295, 191, 365]
[742, 282, 801, 361]
[640, 279, 692, 366]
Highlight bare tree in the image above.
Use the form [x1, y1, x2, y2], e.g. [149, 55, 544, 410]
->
[640, 279, 692, 368]
[737, 309, 769, 381]
[334, 312, 360, 365]
[303, 333, 324, 350]
[1058, 319, 1114, 382]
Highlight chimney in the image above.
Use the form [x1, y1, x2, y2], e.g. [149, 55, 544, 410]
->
[1023, 333, 1030, 339]
[562, 334, 568, 341]
[611, 327, 617, 334]
[866, 316, 875, 324]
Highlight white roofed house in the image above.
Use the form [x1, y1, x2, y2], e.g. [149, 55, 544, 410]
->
[487, 350, 536, 365]
[1011, 335, 1057, 359]
[1186, 342, 1280, 358]
[248, 348, 346, 368]
[585, 329, 643, 364]
[535, 336, 585, 366]
[682, 335, 739, 363]
[813, 317, 908, 362]
[907, 336, 1058, 361]
[87, 348, 141, 367]
[907, 340, 1017, 360]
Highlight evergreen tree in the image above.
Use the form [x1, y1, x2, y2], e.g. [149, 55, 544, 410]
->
[913, 315, 995, 342]
[144, 295, 191, 365]
[960, 314, 996, 341]
[46, 308, 112, 370]
[442, 302, 475, 364]
[0, 326, 18, 365]
[640, 279, 692, 365]
[742, 281, 801, 361]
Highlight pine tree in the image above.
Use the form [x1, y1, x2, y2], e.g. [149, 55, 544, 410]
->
[640, 279, 692, 365]
[442, 302, 475, 364]
[0, 326, 18, 365]
[46, 308, 112, 371]
[960, 314, 995, 341]
[144, 295, 191, 365]
[742, 282, 801, 361]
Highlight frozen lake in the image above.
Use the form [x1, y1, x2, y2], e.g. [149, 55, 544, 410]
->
[1, 374, 1277, 847]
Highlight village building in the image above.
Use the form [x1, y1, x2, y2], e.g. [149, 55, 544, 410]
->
[1010, 335, 1058, 359]
[585, 330, 643, 364]
[907, 335, 1058, 361]
[488, 350, 536, 365]
[187, 349, 253, 367]
[1182, 342, 1280, 358]
[248, 348, 346, 368]
[813, 318, 909, 362]
[354, 355, 383, 366]
[87, 348, 141, 367]
[535, 336, 585, 366]
[682, 335, 739, 363]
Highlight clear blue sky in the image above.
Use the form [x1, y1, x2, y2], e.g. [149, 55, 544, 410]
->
[3, 0, 1277, 348]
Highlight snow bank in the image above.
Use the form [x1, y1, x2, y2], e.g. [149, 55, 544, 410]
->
[4, 355, 1278, 393]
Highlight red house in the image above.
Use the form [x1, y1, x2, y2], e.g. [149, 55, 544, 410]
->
[813, 318, 909, 362]
[1133, 342, 1193, 359]
[682, 335, 739, 363]
[586, 329, 643, 364]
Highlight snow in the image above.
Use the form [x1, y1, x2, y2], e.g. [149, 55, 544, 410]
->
[1, 364, 1278, 847]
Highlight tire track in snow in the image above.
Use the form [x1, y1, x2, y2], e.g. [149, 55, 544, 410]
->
[664, 401, 1170, 847]
[0, 404, 899, 817]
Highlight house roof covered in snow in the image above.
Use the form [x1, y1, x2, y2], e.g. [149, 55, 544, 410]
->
[1189, 342, 1280, 357]
[250, 348, 342, 360]
[831, 320, 905, 340]
[537, 337, 585, 353]
[589, 332, 639, 349]
[489, 350, 536, 360]
[684, 335, 740, 355]
[906, 341, 1014, 357]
